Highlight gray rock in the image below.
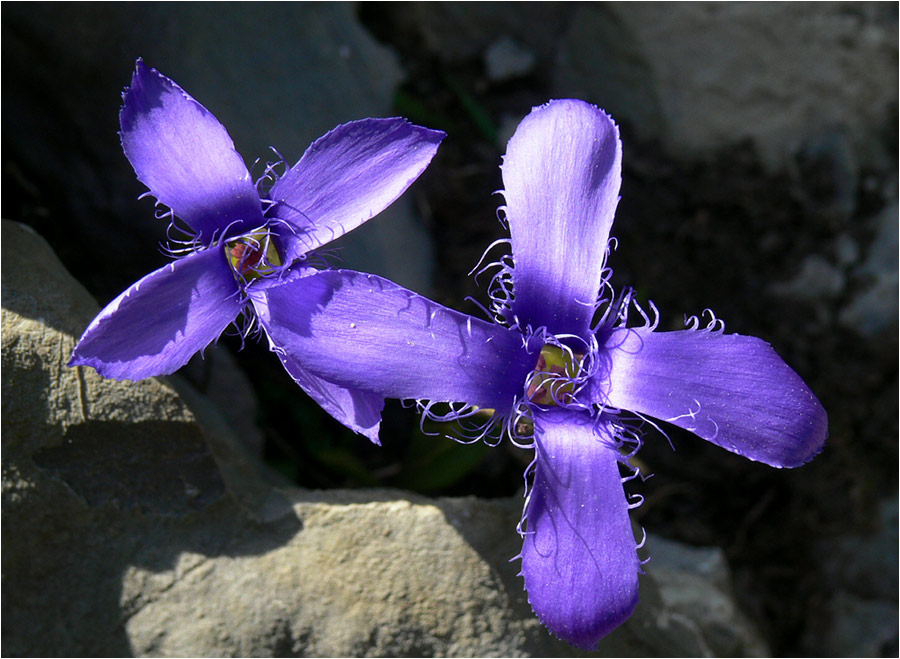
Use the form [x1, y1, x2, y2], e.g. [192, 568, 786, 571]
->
[839, 201, 899, 336]
[768, 254, 846, 301]
[3, 3, 434, 301]
[647, 535, 732, 593]
[376, 3, 573, 63]
[807, 497, 899, 657]
[2, 219, 770, 656]
[840, 278, 899, 337]
[839, 280, 899, 337]
[818, 591, 898, 657]
[555, 3, 898, 171]
[646, 537, 770, 657]
[818, 497, 899, 603]
[793, 129, 860, 221]
[834, 233, 861, 267]
[485, 37, 538, 82]
[857, 202, 899, 282]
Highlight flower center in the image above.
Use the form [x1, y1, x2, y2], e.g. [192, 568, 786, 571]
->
[225, 230, 281, 282]
[527, 344, 583, 406]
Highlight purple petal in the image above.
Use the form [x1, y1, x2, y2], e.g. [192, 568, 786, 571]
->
[604, 328, 828, 467]
[502, 100, 622, 339]
[251, 269, 532, 410]
[120, 61, 264, 241]
[268, 118, 444, 261]
[521, 409, 640, 648]
[69, 248, 243, 380]
[268, 345, 385, 444]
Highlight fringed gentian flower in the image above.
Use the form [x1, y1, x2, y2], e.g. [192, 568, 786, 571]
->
[68, 61, 444, 440]
[250, 99, 828, 647]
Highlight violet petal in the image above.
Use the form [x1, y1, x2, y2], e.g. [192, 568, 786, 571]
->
[522, 409, 640, 648]
[251, 269, 532, 410]
[120, 60, 264, 242]
[68, 247, 243, 380]
[604, 327, 828, 467]
[269, 118, 444, 262]
[271, 348, 385, 444]
[502, 100, 621, 338]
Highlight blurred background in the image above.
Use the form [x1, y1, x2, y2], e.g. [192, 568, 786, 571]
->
[3, 3, 897, 655]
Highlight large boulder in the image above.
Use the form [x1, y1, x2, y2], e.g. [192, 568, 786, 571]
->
[2, 219, 768, 656]
[554, 3, 897, 171]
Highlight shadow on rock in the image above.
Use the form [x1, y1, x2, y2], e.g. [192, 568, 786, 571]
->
[2, 220, 303, 656]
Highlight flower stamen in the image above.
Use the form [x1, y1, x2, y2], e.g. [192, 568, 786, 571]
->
[527, 344, 583, 406]
[226, 230, 282, 282]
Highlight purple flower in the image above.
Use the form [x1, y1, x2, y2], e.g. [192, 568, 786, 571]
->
[68, 61, 444, 441]
[249, 99, 828, 646]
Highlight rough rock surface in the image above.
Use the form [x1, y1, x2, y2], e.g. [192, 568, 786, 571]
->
[648, 537, 769, 657]
[2, 219, 770, 656]
[838, 200, 900, 336]
[371, 2, 573, 64]
[554, 3, 897, 170]
[807, 497, 899, 656]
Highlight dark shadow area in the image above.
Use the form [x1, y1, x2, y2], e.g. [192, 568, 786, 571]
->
[34, 419, 227, 515]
